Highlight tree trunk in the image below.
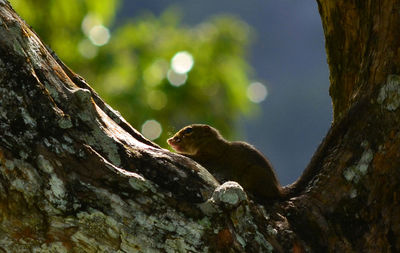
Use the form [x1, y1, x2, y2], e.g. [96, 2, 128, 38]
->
[0, 0, 399, 252]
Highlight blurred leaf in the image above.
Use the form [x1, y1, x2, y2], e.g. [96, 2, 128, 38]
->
[10, 0, 259, 146]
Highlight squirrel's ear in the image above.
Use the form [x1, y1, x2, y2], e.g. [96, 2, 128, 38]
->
[204, 125, 219, 136]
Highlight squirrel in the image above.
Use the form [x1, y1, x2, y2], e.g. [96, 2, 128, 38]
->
[167, 99, 367, 201]
[167, 124, 287, 201]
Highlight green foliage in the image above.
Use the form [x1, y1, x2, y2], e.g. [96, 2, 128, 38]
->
[10, 0, 257, 146]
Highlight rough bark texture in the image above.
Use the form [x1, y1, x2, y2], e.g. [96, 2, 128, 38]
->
[319, 0, 400, 122]
[0, 0, 399, 252]
[0, 2, 297, 252]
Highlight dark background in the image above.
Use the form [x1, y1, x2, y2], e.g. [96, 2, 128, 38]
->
[118, 0, 331, 185]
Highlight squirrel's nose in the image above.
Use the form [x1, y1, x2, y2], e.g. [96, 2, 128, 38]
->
[167, 137, 181, 145]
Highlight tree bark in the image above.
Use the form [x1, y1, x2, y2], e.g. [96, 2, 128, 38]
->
[0, 0, 399, 252]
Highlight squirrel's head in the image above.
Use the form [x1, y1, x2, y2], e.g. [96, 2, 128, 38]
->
[167, 124, 221, 155]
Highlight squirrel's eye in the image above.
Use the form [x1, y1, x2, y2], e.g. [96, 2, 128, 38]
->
[182, 127, 193, 135]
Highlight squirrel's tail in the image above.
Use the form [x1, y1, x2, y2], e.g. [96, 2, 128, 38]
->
[280, 164, 319, 199]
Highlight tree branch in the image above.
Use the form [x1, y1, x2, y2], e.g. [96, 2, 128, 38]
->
[1, 0, 400, 252]
[0, 2, 297, 252]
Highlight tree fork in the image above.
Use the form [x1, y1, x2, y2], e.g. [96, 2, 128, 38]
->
[0, 0, 400, 252]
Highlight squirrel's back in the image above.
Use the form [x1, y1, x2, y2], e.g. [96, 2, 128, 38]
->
[168, 124, 283, 200]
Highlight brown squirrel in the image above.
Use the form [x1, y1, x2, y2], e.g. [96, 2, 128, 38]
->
[167, 124, 286, 200]
[167, 99, 366, 201]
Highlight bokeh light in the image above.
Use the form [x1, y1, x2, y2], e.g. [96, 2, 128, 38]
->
[81, 13, 101, 35]
[147, 90, 168, 110]
[143, 59, 168, 86]
[89, 25, 111, 46]
[167, 69, 188, 87]
[78, 39, 98, 58]
[141, 120, 162, 140]
[171, 51, 194, 74]
[247, 82, 268, 103]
